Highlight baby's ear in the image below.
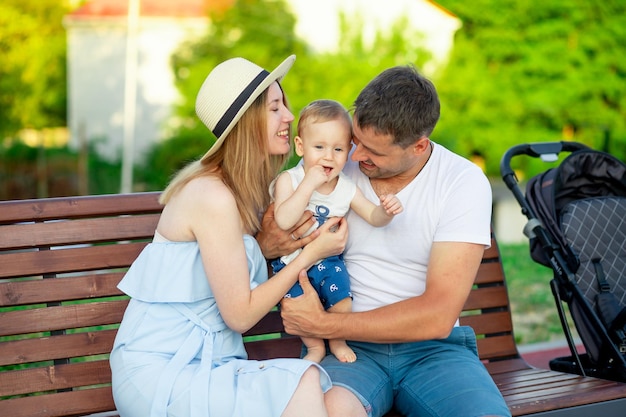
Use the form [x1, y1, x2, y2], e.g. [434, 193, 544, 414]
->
[294, 136, 305, 157]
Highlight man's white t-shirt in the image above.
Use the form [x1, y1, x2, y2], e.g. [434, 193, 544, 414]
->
[343, 142, 492, 312]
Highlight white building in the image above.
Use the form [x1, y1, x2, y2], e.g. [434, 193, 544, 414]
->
[64, 0, 460, 165]
[63, 0, 210, 163]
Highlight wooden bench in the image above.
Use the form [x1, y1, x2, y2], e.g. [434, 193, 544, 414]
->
[1, 192, 626, 417]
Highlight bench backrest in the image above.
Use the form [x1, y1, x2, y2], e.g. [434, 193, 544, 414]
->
[0, 192, 518, 417]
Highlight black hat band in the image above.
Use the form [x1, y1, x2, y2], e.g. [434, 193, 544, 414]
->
[212, 69, 270, 138]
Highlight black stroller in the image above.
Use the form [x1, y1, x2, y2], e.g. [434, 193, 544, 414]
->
[500, 141, 626, 382]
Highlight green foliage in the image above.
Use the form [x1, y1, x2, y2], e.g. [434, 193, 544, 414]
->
[278, 16, 431, 168]
[283, 14, 432, 117]
[87, 151, 124, 195]
[0, 140, 123, 199]
[436, 0, 626, 178]
[137, 132, 213, 190]
[0, 0, 68, 137]
[140, 0, 306, 188]
[4, 0, 625, 193]
[142, 0, 433, 189]
[169, 0, 305, 144]
[499, 243, 559, 344]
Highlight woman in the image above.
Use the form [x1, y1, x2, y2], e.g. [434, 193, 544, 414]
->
[110, 55, 347, 417]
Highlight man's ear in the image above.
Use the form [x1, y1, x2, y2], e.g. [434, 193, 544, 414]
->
[412, 136, 430, 156]
[294, 136, 305, 157]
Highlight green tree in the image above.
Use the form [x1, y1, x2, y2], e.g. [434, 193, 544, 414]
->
[280, 14, 430, 168]
[0, 0, 68, 139]
[140, 0, 306, 187]
[141, 0, 433, 188]
[286, 13, 432, 119]
[436, 0, 626, 177]
[168, 0, 305, 144]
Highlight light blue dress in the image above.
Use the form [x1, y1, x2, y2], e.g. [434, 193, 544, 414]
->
[110, 234, 331, 417]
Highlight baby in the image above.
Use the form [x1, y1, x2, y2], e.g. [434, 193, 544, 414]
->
[270, 99, 403, 363]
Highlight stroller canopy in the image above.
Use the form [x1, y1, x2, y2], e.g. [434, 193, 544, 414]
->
[526, 149, 626, 268]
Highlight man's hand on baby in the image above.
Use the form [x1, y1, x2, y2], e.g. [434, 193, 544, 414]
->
[281, 270, 326, 338]
[257, 203, 318, 259]
[380, 194, 403, 216]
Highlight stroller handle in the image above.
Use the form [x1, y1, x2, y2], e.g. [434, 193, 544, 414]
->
[500, 141, 589, 187]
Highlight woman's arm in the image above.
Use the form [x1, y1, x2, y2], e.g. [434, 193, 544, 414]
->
[189, 179, 347, 333]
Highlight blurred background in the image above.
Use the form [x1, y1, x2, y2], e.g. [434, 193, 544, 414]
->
[2, 0, 624, 197]
[0, 0, 624, 227]
[2, 0, 624, 345]
[2, 0, 624, 198]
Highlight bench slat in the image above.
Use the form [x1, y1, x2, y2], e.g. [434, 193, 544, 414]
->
[0, 214, 159, 250]
[484, 239, 500, 259]
[0, 192, 161, 224]
[464, 285, 509, 310]
[0, 273, 124, 307]
[0, 300, 128, 337]
[0, 242, 148, 279]
[493, 369, 626, 415]
[484, 358, 530, 374]
[244, 310, 284, 336]
[476, 335, 519, 360]
[246, 336, 303, 360]
[0, 386, 115, 417]
[475, 261, 506, 285]
[0, 360, 111, 397]
[460, 310, 513, 335]
[0, 329, 117, 367]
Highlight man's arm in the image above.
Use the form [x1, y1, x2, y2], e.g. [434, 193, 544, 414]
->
[281, 241, 484, 342]
[256, 203, 319, 260]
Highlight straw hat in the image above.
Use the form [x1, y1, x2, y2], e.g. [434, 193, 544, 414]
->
[195, 55, 296, 161]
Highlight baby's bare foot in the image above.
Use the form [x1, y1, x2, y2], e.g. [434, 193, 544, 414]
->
[303, 346, 326, 363]
[330, 340, 357, 363]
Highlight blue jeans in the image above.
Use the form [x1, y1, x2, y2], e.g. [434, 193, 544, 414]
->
[321, 326, 511, 417]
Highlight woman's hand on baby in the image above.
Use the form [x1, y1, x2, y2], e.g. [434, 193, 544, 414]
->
[303, 216, 347, 260]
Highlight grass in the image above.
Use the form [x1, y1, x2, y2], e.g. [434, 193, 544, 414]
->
[499, 243, 576, 346]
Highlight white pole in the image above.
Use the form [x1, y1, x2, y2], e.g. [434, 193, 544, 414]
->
[121, 0, 140, 194]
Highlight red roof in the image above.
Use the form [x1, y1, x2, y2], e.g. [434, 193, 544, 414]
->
[68, 0, 234, 18]
[425, 0, 456, 19]
[69, 0, 454, 20]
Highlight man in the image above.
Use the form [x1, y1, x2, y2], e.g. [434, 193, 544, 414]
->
[257, 65, 510, 417]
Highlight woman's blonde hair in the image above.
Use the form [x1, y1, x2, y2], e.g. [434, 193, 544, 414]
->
[160, 88, 290, 234]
